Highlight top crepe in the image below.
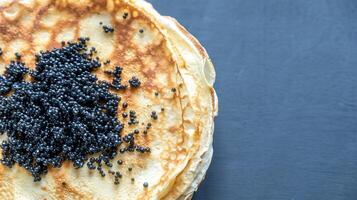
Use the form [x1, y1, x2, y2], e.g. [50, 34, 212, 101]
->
[0, 0, 217, 199]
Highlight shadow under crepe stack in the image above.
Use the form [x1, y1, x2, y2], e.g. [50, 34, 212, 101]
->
[0, 0, 217, 199]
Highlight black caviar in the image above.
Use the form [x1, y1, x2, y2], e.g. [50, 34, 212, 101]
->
[123, 13, 128, 19]
[151, 111, 158, 120]
[15, 52, 21, 60]
[111, 66, 127, 90]
[0, 38, 149, 181]
[128, 110, 139, 125]
[115, 171, 122, 178]
[129, 76, 141, 88]
[147, 122, 152, 129]
[102, 25, 114, 33]
[104, 66, 127, 91]
[122, 112, 128, 118]
[104, 60, 111, 65]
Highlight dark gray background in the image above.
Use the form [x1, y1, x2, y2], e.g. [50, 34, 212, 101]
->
[151, 0, 357, 199]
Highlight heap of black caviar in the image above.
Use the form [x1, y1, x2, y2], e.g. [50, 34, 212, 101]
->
[0, 38, 139, 181]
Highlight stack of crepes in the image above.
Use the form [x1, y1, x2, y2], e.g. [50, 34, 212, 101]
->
[0, 0, 217, 199]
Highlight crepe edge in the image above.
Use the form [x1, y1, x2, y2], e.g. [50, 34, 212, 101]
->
[162, 16, 217, 200]
[131, 1, 218, 199]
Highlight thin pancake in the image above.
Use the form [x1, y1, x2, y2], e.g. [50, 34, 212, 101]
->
[0, 0, 217, 199]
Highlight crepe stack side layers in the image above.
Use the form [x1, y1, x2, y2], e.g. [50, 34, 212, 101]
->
[0, 0, 217, 199]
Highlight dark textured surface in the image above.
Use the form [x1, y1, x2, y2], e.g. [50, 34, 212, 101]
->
[151, 0, 357, 200]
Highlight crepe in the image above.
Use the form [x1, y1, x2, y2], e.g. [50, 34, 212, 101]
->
[0, 0, 217, 199]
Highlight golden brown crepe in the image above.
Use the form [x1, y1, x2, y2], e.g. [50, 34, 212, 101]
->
[0, 0, 217, 199]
